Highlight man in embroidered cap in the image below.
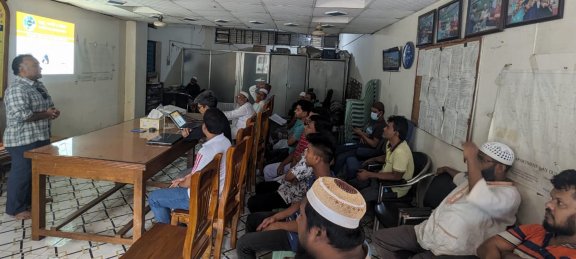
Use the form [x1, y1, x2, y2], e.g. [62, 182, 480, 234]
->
[374, 141, 521, 258]
[296, 177, 369, 258]
[223, 91, 254, 139]
[478, 169, 576, 259]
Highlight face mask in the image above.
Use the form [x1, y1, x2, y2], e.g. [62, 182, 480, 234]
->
[370, 112, 379, 120]
[481, 166, 496, 181]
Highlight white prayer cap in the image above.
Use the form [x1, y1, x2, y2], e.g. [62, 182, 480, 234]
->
[239, 91, 250, 99]
[258, 88, 269, 95]
[480, 142, 515, 166]
[255, 78, 265, 82]
[306, 177, 366, 229]
[299, 92, 306, 97]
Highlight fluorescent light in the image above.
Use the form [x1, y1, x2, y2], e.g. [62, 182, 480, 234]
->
[107, 0, 126, 5]
[325, 11, 348, 16]
[215, 19, 229, 23]
[249, 21, 264, 24]
[283, 22, 299, 27]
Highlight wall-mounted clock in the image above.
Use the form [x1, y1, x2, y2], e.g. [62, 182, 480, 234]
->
[402, 41, 415, 69]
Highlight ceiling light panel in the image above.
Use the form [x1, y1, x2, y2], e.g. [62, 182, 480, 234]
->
[359, 9, 413, 18]
[311, 16, 351, 24]
[313, 8, 362, 17]
[368, 0, 437, 12]
[262, 0, 315, 7]
[172, 0, 226, 11]
[315, 0, 366, 9]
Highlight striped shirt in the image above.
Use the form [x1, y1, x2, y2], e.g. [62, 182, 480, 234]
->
[188, 133, 231, 196]
[499, 224, 576, 259]
[3, 76, 54, 147]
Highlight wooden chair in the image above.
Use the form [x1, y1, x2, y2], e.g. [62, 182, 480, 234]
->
[236, 124, 254, 142]
[121, 154, 222, 259]
[256, 110, 270, 177]
[171, 137, 252, 259]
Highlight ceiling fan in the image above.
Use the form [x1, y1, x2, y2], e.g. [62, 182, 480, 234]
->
[311, 24, 326, 36]
[152, 15, 166, 27]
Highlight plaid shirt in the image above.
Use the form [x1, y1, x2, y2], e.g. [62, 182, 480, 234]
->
[3, 76, 54, 147]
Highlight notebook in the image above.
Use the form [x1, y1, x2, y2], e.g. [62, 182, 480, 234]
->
[146, 133, 183, 146]
[168, 111, 203, 129]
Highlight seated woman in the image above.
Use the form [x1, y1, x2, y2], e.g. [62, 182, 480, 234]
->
[333, 102, 386, 176]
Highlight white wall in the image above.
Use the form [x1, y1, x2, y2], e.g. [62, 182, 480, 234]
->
[341, 1, 576, 224]
[5, 0, 146, 138]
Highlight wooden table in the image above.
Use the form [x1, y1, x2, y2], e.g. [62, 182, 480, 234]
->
[26, 119, 195, 245]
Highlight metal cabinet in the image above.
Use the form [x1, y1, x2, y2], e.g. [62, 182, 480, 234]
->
[269, 55, 308, 116]
[308, 59, 348, 105]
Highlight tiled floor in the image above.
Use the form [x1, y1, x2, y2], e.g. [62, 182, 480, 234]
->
[0, 158, 379, 258]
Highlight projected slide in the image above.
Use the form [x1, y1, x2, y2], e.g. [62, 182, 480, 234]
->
[16, 12, 75, 74]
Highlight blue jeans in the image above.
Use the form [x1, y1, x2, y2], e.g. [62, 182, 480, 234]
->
[5, 139, 50, 215]
[148, 187, 190, 224]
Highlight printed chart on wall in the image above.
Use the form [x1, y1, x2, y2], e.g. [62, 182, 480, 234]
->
[412, 39, 481, 148]
[489, 69, 576, 195]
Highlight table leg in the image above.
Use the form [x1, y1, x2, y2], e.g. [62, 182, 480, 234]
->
[132, 174, 145, 241]
[32, 170, 46, 240]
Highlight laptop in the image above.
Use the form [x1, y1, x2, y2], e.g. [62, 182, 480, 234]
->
[146, 133, 183, 146]
[168, 111, 203, 129]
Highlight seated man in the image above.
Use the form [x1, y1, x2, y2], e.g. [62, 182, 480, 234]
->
[265, 100, 314, 171]
[248, 78, 266, 102]
[252, 88, 268, 113]
[223, 91, 254, 139]
[374, 141, 521, 258]
[334, 102, 386, 177]
[477, 169, 576, 259]
[237, 134, 334, 259]
[248, 115, 333, 212]
[147, 108, 232, 224]
[294, 177, 368, 258]
[184, 90, 232, 142]
[349, 115, 414, 202]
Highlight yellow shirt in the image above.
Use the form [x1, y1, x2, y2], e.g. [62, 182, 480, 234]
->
[381, 141, 414, 197]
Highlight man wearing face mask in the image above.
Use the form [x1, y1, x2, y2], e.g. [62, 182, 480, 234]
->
[374, 141, 521, 258]
[333, 102, 386, 174]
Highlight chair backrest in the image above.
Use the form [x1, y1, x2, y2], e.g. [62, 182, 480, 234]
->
[405, 152, 432, 204]
[246, 114, 256, 127]
[183, 153, 222, 259]
[236, 124, 254, 141]
[421, 172, 457, 209]
[265, 95, 275, 115]
[256, 111, 270, 173]
[219, 137, 251, 220]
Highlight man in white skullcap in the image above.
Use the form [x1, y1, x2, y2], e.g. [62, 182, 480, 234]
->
[249, 78, 267, 102]
[374, 141, 521, 258]
[223, 91, 255, 139]
[253, 88, 268, 113]
[296, 177, 369, 258]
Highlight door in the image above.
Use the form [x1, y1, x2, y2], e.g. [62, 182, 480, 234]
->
[269, 55, 289, 115]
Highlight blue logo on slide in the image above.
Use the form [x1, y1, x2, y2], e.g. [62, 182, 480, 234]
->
[23, 15, 36, 31]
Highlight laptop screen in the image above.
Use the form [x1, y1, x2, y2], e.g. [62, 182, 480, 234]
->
[169, 111, 187, 128]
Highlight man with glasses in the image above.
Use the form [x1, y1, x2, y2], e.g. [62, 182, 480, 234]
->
[373, 141, 522, 258]
[4, 54, 60, 220]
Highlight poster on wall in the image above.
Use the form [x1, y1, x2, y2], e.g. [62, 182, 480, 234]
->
[255, 55, 269, 74]
[0, 0, 8, 97]
[489, 69, 576, 195]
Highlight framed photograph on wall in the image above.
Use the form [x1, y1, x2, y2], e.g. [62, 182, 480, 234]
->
[383, 47, 401, 71]
[465, 0, 506, 37]
[437, 0, 462, 42]
[416, 10, 436, 47]
[506, 0, 564, 28]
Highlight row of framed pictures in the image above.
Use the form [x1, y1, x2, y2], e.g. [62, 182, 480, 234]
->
[417, 0, 564, 47]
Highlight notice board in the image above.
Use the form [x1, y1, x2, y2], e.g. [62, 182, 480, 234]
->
[411, 38, 481, 148]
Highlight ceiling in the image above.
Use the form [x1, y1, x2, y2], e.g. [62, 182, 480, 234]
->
[53, 0, 439, 35]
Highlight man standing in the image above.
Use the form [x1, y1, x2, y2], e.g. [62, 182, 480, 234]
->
[4, 54, 60, 220]
[374, 141, 521, 258]
[477, 169, 576, 259]
[223, 91, 254, 139]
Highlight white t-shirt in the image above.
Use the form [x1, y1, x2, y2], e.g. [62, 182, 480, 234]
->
[189, 133, 231, 196]
[224, 102, 255, 138]
[414, 173, 521, 256]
